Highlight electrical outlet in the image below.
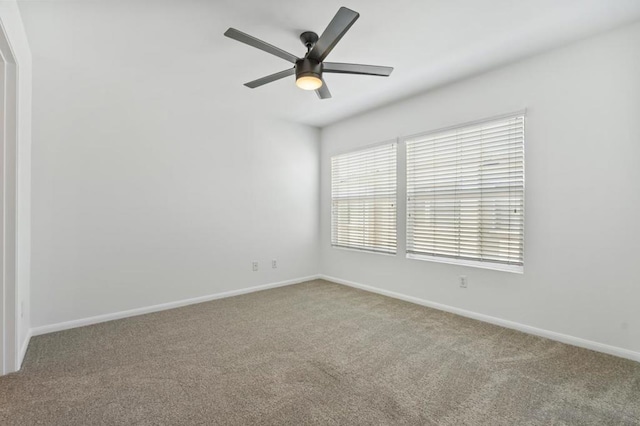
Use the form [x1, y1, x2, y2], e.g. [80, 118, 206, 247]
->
[459, 275, 468, 288]
[252, 261, 258, 272]
[272, 260, 277, 269]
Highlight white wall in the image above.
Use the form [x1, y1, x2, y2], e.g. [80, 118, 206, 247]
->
[31, 113, 319, 328]
[21, 18, 320, 327]
[0, 0, 32, 372]
[320, 22, 640, 355]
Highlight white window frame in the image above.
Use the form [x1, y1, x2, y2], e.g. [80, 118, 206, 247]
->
[331, 141, 397, 255]
[404, 112, 525, 273]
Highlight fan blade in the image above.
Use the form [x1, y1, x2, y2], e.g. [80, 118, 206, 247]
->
[244, 68, 295, 88]
[224, 28, 299, 64]
[323, 62, 393, 77]
[315, 79, 332, 99]
[308, 7, 359, 62]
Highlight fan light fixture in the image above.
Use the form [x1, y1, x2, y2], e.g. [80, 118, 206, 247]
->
[296, 75, 323, 90]
[295, 58, 323, 91]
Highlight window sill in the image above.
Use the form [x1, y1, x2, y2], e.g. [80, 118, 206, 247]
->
[331, 245, 397, 257]
[406, 253, 523, 274]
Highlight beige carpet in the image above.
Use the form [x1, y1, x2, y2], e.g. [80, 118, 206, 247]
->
[1, 280, 639, 425]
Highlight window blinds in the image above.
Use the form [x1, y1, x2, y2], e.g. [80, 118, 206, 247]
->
[406, 115, 524, 270]
[331, 143, 397, 254]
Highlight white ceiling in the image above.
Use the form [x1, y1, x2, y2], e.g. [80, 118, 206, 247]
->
[18, 0, 640, 127]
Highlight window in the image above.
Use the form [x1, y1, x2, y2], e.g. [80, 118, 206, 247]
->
[406, 115, 524, 272]
[331, 143, 397, 254]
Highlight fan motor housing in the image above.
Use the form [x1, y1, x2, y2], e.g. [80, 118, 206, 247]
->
[295, 58, 323, 80]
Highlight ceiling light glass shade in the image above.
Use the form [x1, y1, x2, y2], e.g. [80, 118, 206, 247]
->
[296, 75, 323, 91]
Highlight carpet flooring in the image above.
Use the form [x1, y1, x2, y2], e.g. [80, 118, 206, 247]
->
[1, 279, 639, 425]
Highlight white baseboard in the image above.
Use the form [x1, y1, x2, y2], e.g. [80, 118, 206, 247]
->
[31, 275, 321, 337]
[17, 328, 33, 370]
[320, 274, 640, 363]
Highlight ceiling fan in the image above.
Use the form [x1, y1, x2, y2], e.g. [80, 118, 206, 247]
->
[224, 7, 393, 99]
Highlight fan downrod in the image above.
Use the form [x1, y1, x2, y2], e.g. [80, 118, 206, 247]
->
[300, 31, 319, 50]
